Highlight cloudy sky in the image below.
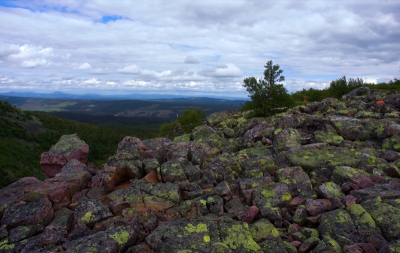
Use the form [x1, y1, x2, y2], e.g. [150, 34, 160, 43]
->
[0, 0, 399, 98]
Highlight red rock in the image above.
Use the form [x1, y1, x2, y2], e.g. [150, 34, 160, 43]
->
[71, 189, 89, 203]
[369, 175, 384, 183]
[305, 214, 321, 225]
[345, 244, 363, 253]
[117, 136, 146, 154]
[367, 234, 388, 250]
[241, 206, 259, 224]
[362, 243, 378, 253]
[353, 174, 374, 189]
[316, 199, 332, 211]
[305, 199, 325, 216]
[383, 150, 399, 161]
[344, 195, 358, 207]
[288, 223, 300, 233]
[289, 196, 305, 207]
[39, 153, 68, 178]
[144, 171, 159, 183]
[291, 241, 302, 248]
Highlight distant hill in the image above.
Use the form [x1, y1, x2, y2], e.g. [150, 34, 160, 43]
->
[0, 95, 244, 124]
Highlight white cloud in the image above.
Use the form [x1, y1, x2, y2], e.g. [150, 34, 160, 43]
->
[83, 78, 101, 85]
[78, 62, 91, 70]
[21, 58, 49, 68]
[117, 64, 140, 74]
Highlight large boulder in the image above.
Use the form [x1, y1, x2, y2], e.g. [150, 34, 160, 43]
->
[40, 134, 89, 177]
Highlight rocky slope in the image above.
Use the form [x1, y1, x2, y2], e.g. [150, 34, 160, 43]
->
[1, 87, 400, 252]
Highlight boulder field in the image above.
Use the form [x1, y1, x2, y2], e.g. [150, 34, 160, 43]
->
[1, 87, 400, 252]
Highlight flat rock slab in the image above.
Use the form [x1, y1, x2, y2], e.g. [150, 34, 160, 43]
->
[284, 146, 362, 172]
[1, 198, 54, 230]
[350, 183, 400, 202]
[145, 216, 262, 253]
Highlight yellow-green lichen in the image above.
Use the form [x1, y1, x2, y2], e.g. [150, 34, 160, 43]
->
[281, 192, 292, 202]
[109, 230, 130, 245]
[261, 189, 276, 198]
[81, 212, 92, 223]
[347, 204, 376, 228]
[0, 239, 14, 250]
[221, 224, 260, 251]
[185, 223, 208, 233]
[203, 235, 211, 242]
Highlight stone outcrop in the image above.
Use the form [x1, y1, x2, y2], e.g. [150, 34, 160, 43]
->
[40, 134, 89, 177]
[1, 87, 400, 252]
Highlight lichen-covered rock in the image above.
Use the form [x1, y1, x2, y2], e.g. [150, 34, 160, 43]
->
[331, 117, 383, 141]
[332, 166, 371, 186]
[1, 198, 54, 230]
[383, 135, 400, 151]
[107, 180, 180, 214]
[0, 177, 42, 215]
[314, 130, 344, 146]
[20, 231, 67, 253]
[40, 134, 89, 177]
[318, 182, 345, 199]
[318, 209, 362, 247]
[346, 204, 381, 241]
[361, 197, 400, 241]
[273, 128, 302, 152]
[145, 216, 261, 252]
[191, 125, 226, 150]
[277, 166, 315, 198]
[73, 199, 113, 228]
[63, 228, 135, 253]
[285, 146, 362, 172]
[299, 237, 320, 253]
[243, 123, 274, 147]
[252, 183, 292, 221]
[159, 157, 200, 183]
[350, 183, 400, 202]
[107, 153, 144, 180]
[311, 236, 343, 253]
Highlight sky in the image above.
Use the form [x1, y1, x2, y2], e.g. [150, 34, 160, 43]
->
[0, 0, 399, 98]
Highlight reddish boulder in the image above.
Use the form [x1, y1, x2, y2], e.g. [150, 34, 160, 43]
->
[40, 134, 89, 177]
[241, 206, 260, 224]
[305, 199, 325, 216]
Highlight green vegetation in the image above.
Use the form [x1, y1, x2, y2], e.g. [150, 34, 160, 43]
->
[242, 60, 295, 117]
[159, 108, 206, 139]
[291, 77, 400, 104]
[0, 101, 159, 188]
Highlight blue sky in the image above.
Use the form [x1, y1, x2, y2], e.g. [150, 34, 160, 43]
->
[0, 0, 399, 98]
